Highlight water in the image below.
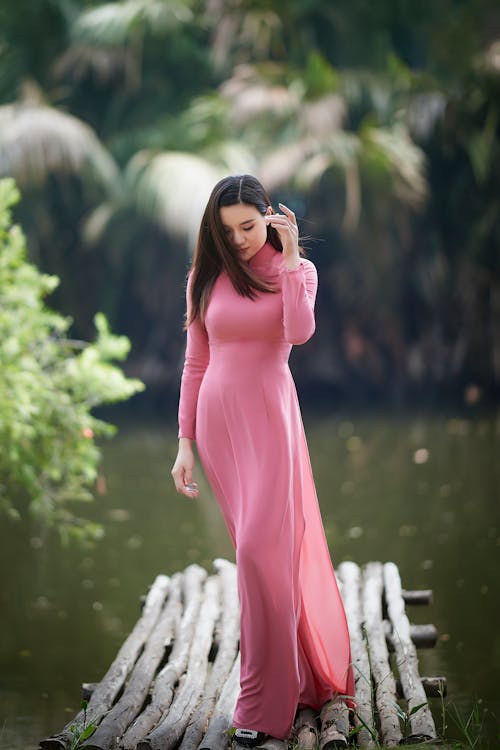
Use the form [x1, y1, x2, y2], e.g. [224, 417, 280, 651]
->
[1, 411, 499, 749]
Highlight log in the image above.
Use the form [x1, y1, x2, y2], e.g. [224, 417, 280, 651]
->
[197, 654, 241, 750]
[319, 698, 348, 748]
[402, 590, 433, 605]
[181, 559, 240, 750]
[336, 561, 376, 748]
[120, 564, 207, 748]
[139, 574, 221, 750]
[81, 684, 97, 702]
[383, 563, 438, 743]
[383, 621, 438, 649]
[81, 574, 182, 750]
[39, 574, 170, 750]
[254, 740, 287, 750]
[362, 562, 402, 747]
[292, 707, 317, 750]
[395, 676, 448, 699]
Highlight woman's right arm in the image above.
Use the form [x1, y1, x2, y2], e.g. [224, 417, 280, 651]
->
[171, 275, 210, 498]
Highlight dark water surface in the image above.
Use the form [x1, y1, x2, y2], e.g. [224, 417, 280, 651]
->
[1, 411, 499, 749]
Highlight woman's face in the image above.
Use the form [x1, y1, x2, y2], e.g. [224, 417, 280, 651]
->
[219, 202, 271, 263]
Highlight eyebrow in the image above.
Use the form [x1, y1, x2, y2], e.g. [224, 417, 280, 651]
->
[222, 218, 256, 229]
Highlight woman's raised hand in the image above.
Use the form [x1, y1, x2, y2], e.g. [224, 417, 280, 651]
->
[265, 202, 301, 270]
[171, 438, 199, 498]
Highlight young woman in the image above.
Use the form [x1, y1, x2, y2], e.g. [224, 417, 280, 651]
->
[171, 175, 354, 748]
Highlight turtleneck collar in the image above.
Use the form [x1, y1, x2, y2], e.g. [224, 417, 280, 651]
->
[247, 241, 281, 269]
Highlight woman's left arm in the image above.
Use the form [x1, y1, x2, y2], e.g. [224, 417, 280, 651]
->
[265, 202, 318, 345]
[281, 259, 318, 344]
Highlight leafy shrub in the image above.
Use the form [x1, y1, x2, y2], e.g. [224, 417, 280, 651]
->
[0, 178, 145, 543]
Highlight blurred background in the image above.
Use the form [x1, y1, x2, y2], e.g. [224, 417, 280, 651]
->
[0, 1, 499, 748]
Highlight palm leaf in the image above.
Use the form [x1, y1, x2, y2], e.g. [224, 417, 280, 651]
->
[125, 145, 255, 245]
[0, 102, 120, 192]
[364, 123, 427, 206]
[72, 0, 193, 46]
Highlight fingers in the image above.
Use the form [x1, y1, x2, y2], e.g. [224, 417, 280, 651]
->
[264, 203, 298, 233]
[278, 202, 297, 224]
[171, 466, 199, 498]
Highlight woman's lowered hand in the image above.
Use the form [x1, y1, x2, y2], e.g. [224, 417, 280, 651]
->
[171, 438, 199, 498]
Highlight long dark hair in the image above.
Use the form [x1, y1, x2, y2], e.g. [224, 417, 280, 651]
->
[186, 174, 283, 327]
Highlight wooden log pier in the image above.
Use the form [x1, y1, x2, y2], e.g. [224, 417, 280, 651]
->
[39, 559, 446, 750]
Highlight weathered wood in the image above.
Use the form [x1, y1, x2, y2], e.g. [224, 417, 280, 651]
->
[337, 561, 376, 749]
[383, 562, 438, 743]
[181, 559, 240, 750]
[384, 621, 438, 649]
[292, 707, 317, 750]
[139, 574, 221, 750]
[39, 574, 170, 750]
[39, 559, 446, 750]
[402, 589, 433, 605]
[395, 676, 448, 699]
[82, 573, 182, 750]
[120, 565, 206, 748]
[254, 739, 288, 749]
[81, 683, 97, 702]
[319, 698, 349, 748]
[197, 653, 241, 750]
[362, 562, 402, 747]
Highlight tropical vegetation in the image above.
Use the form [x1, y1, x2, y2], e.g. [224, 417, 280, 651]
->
[0, 0, 498, 407]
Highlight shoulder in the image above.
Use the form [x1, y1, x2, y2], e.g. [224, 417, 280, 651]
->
[299, 256, 316, 274]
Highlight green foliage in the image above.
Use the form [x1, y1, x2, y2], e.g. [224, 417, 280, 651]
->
[69, 700, 96, 749]
[0, 178, 145, 543]
[0, 0, 498, 402]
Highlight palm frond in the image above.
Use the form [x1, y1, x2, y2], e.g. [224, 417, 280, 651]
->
[221, 64, 298, 126]
[364, 124, 427, 206]
[72, 0, 193, 46]
[0, 103, 120, 192]
[261, 131, 361, 229]
[52, 43, 130, 85]
[126, 145, 256, 246]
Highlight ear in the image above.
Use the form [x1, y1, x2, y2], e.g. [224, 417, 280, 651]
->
[265, 205, 273, 216]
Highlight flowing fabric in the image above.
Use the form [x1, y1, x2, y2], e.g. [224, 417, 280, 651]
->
[178, 241, 355, 740]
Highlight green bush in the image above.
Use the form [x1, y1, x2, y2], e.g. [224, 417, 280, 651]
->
[0, 178, 145, 543]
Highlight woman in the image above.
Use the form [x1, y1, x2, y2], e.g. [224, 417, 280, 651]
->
[171, 175, 354, 748]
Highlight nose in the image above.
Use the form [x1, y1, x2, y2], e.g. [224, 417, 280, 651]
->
[233, 231, 246, 247]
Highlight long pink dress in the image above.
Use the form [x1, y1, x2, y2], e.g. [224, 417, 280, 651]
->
[177, 241, 355, 740]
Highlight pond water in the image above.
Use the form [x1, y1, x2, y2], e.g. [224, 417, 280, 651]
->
[1, 410, 499, 749]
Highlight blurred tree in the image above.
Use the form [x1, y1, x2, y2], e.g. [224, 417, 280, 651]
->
[0, 0, 498, 403]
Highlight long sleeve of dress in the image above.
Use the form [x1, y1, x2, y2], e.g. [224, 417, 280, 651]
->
[281, 259, 318, 345]
[177, 275, 210, 440]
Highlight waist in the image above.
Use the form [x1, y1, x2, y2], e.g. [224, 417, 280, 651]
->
[206, 340, 291, 375]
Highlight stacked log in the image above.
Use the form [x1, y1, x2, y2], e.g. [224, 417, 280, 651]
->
[38, 559, 445, 750]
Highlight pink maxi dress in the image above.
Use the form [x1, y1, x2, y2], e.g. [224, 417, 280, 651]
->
[177, 241, 355, 740]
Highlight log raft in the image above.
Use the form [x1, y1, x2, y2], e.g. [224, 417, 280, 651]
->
[39, 559, 446, 750]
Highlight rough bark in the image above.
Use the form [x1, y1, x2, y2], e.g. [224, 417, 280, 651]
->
[180, 559, 239, 750]
[362, 562, 402, 747]
[383, 562, 438, 743]
[292, 707, 318, 750]
[39, 574, 170, 750]
[139, 575, 221, 750]
[384, 621, 438, 649]
[120, 564, 207, 748]
[82, 574, 182, 750]
[337, 561, 376, 749]
[319, 698, 348, 748]
[197, 654, 241, 750]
